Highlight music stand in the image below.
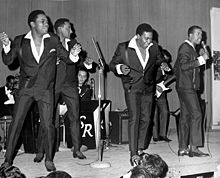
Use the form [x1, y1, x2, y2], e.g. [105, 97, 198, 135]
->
[90, 37, 111, 168]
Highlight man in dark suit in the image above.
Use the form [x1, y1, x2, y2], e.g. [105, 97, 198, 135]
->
[0, 10, 81, 171]
[0, 75, 15, 118]
[174, 25, 209, 157]
[152, 49, 173, 142]
[109, 23, 170, 166]
[33, 18, 93, 162]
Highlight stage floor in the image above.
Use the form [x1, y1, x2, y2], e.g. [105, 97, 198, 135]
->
[0, 130, 220, 178]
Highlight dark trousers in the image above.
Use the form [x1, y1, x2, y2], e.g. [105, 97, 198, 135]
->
[5, 88, 55, 164]
[37, 86, 81, 153]
[177, 89, 203, 149]
[124, 90, 153, 156]
[153, 93, 169, 138]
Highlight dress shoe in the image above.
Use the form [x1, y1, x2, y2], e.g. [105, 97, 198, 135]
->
[189, 149, 209, 157]
[33, 153, 44, 163]
[137, 149, 146, 156]
[71, 145, 88, 152]
[73, 151, 86, 159]
[45, 161, 56, 172]
[130, 155, 140, 166]
[153, 137, 159, 142]
[159, 136, 172, 142]
[178, 149, 189, 156]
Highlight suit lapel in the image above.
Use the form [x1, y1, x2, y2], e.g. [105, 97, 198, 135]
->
[143, 45, 156, 72]
[127, 47, 143, 72]
[39, 38, 51, 64]
[21, 39, 38, 65]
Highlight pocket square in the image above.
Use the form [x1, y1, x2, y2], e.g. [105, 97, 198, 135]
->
[49, 49, 56, 53]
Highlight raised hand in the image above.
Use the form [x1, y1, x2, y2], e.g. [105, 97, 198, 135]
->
[120, 64, 130, 75]
[0, 32, 10, 46]
[160, 62, 171, 72]
[70, 43, 81, 56]
[199, 48, 209, 60]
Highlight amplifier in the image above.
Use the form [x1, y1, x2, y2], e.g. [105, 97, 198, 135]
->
[109, 111, 129, 144]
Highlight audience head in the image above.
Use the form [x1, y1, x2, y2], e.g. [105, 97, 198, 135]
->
[54, 18, 72, 39]
[139, 153, 168, 177]
[187, 25, 202, 46]
[78, 68, 89, 87]
[130, 166, 154, 178]
[0, 165, 26, 178]
[6, 75, 15, 90]
[46, 170, 72, 178]
[136, 23, 153, 49]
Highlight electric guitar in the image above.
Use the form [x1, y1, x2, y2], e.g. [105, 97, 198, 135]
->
[155, 75, 176, 98]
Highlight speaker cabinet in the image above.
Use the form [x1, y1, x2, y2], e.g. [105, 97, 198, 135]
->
[109, 111, 129, 144]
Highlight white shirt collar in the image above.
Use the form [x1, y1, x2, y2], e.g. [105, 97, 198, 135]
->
[24, 31, 50, 63]
[128, 35, 153, 69]
[128, 35, 153, 49]
[185, 40, 195, 50]
[24, 31, 50, 40]
[64, 38, 71, 51]
[5, 86, 11, 94]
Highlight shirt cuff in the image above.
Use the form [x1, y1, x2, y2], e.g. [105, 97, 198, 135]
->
[83, 62, 92, 69]
[69, 53, 79, 63]
[116, 64, 123, 75]
[197, 56, 206, 66]
[3, 41, 11, 54]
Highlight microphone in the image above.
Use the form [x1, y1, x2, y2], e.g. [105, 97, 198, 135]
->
[201, 41, 209, 57]
[90, 78, 96, 100]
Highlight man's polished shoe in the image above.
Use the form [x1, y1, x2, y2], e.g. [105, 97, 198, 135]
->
[73, 151, 86, 159]
[153, 137, 159, 142]
[45, 161, 56, 172]
[178, 149, 189, 156]
[159, 136, 172, 142]
[33, 153, 44, 163]
[130, 155, 140, 166]
[189, 149, 209, 157]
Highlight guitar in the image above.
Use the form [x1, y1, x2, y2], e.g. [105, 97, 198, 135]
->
[155, 75, 176, 98]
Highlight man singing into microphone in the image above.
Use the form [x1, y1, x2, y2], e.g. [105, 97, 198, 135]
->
[174, 25, 209, 157]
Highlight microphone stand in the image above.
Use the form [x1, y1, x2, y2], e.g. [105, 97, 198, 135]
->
[90, 37, 111, 169]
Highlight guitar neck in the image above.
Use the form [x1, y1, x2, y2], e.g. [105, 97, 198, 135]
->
[163, 75, 176, 86]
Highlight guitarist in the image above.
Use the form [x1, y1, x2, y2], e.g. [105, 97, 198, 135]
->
[153, 49, 174, 142]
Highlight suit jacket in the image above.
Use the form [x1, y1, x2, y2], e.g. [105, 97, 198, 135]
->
[110, 41, 165, 93]
[2, 33, 72, 91]
[174, 42, 201, 90]
[79, 84, 92, 101]
[55, 39, 96, 91]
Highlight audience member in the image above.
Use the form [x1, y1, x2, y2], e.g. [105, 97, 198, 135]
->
[78, 67, 92, 101]
[0, 75, 15, 118]
[46, 170, 72, 178]
[120, 153, 168, 178]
